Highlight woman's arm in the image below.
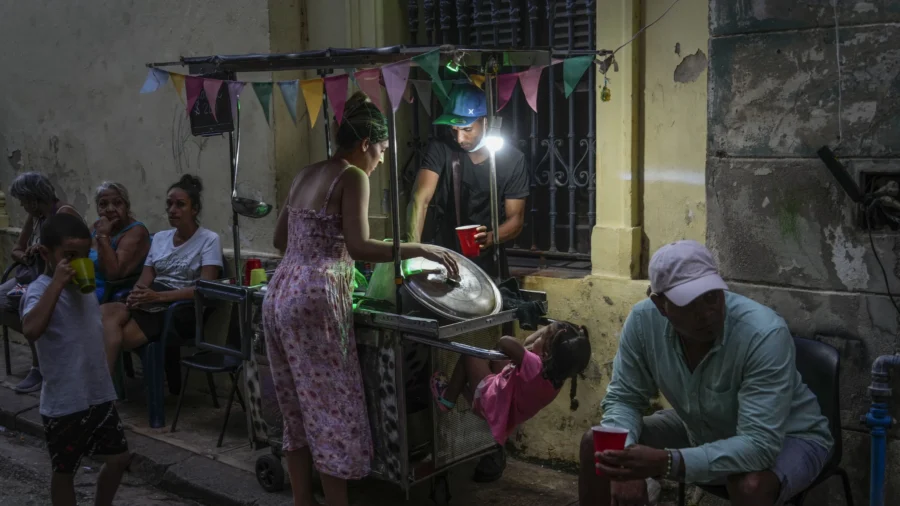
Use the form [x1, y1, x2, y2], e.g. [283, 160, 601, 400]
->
[95, 226, 150, 280]
[155, 265, 220, 303]
[497, 336, 526, 366]
[273, 203, 289, 253]
[341, 167, 432, 262]
[11, 215, 34, 263]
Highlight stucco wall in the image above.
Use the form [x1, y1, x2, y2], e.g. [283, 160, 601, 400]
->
[706, 0, 900, 503]
[512, 0, 710, 464]
[0, 0, 275, 250]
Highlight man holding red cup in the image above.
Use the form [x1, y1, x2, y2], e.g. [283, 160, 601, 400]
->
[406, 83, 528, 281]
[579, 241, 833, 506]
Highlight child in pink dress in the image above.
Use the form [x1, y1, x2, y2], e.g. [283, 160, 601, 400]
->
[431, 321, 591, 444]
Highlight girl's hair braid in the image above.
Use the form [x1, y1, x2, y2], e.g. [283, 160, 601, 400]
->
[541, 322, 592, 411]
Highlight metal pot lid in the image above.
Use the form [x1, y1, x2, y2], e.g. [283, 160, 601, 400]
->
[402, 247, 501, 321]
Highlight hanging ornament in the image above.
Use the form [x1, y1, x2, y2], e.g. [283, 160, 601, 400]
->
[601, 77, 612, 102]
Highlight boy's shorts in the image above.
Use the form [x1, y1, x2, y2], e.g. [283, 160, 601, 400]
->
[42, 401, 128, 474]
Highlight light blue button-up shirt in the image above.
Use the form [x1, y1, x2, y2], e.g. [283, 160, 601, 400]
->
[600, 292, 833, 484]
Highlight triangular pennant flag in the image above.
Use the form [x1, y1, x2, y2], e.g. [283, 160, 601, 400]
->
[519, 65, 545, 113]
[170, 73, 185, 103]
[324, 74, 350, 125]
[563, 56, 595, 98]
[140, 68, 169, 94]
[411, 80, 432, 116]
[185, 76, 203, 116]
[202, 79, 224, 120]
[252, 82, 273, 124]
[470, 74, 485, 89]
[412, 49, 446, 99]
[300, 78, 324, 128]
[227, 81, 246, 122]
[382, 60, 412, 113]
[354, 68, 384, 112]
[496, 73, 519, 112]
[277, 80, 300, 125]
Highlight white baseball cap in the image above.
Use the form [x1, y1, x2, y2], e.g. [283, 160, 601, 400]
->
[649, 240, 728, 307]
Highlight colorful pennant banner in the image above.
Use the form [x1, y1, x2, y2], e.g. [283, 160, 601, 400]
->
[382, 60, 411, 113]
[277, 80, 300, 125]
[140, 53, 601, 126]
[325, 74, 350, 125]
[354, 68, 384, 113]
[300, 78, 324, 128]
[252, 82, 273, 124]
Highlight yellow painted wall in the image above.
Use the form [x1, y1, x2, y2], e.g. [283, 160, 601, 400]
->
[640, 0, 708, 272]
[511, 0, 709, 464]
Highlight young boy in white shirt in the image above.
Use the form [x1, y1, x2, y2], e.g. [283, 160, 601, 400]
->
[21, 213, 131, 506]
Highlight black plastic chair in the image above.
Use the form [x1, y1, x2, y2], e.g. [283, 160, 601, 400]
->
[171, 350, 246, 447]
[1, 261, 23, 376]
[677, 337, 854, 506]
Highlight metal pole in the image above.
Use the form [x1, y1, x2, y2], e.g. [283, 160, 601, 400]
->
[229, 102, 242, 286]
[320, 70, 333, 158]
[387, 107, 403, 313]
[484, 60, 501, 281]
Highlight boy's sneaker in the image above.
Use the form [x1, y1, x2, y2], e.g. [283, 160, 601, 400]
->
[14, 367, 42, 393]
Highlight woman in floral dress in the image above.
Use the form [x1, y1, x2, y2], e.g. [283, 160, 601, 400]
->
[263, 92, 457, 506]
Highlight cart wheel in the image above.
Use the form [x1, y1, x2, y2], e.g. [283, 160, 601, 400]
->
[256, 454, 285, 493]
[430, 474, 452, 506]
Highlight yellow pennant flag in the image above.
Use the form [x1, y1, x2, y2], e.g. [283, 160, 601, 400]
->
[470, 74, 485, 89]
[300, 78, 324, 128]
[169, 73, 186, 103]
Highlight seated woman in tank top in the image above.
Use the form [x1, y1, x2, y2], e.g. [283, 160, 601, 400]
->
[89, 181, 151, 302]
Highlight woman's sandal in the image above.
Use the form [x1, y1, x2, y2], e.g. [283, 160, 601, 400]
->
[430, 371, 455, 413]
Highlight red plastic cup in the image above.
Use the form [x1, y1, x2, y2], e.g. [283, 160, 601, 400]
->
[455, 225, 481, 258]
[592, 426, 629, 476]
[244, 258, 262, 285]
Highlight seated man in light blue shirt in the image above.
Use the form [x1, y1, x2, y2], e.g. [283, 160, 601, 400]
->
[578, 240, 833, 506]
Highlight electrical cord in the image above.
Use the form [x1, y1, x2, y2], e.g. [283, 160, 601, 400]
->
[865, 202, 900, 317]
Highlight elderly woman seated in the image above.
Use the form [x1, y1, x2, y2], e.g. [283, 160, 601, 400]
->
[101, 174, 223, 373]
[90, 181, 151, 302]
[2, 172, 85, 393]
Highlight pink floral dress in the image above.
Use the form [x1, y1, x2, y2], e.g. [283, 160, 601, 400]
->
[262, 169, 372, 479]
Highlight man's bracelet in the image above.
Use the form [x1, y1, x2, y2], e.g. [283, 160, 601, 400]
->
[664, 450, 673, 479]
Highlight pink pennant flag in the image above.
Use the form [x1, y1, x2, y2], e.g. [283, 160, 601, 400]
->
[202, 79, 224, 120]
[382, 60, 411, 113]
[354, 68, 384, 113]
[518, 65, 546, 113]
[324, 74, 350, 125]
[185, 76, 203, 116]
[551, 58, 565, 66]
[496, 73, 519, 112]
[227, 81, 246, 121]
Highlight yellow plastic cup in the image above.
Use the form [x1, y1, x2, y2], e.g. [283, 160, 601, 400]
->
[249, 268, 268, 286]
[69, 258, 96, 294]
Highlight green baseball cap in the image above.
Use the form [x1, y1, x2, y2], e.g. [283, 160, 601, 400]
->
[433, 84, 487, 127]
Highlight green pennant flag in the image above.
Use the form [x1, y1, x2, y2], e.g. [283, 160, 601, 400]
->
[414, 49, 447, 99]
[433, 80, 454, 109]
[563, 56, 595, 98]
[252, 82, 273, 124]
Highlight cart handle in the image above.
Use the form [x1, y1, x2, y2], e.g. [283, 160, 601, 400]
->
[402, 334, 508, 361]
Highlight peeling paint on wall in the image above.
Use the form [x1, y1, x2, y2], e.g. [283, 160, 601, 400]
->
[824, 225, 871, 290]
[674, 49, 708, 83]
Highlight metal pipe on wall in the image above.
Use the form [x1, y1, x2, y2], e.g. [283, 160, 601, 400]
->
[866, 354, 900, 506]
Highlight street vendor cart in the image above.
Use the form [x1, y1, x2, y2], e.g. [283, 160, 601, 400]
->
[144, 45, 600, 504]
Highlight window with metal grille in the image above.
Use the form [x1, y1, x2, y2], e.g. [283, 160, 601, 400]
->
[406, 0, 597, 271]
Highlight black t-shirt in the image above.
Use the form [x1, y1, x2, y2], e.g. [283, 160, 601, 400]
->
[419, 140, 529, 277]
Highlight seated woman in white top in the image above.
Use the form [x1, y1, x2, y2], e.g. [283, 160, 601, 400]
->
[101, 174, 223, 373]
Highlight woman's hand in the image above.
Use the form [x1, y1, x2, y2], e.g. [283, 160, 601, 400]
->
[94, 216, 119, 237]
[126, 284, 161, 307]
[416, 245, 459, 281]
[21, 245, 42, 264]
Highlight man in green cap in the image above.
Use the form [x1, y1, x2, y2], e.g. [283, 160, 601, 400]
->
[406, 83, 529, 281]
[406, 83, 529, 482]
